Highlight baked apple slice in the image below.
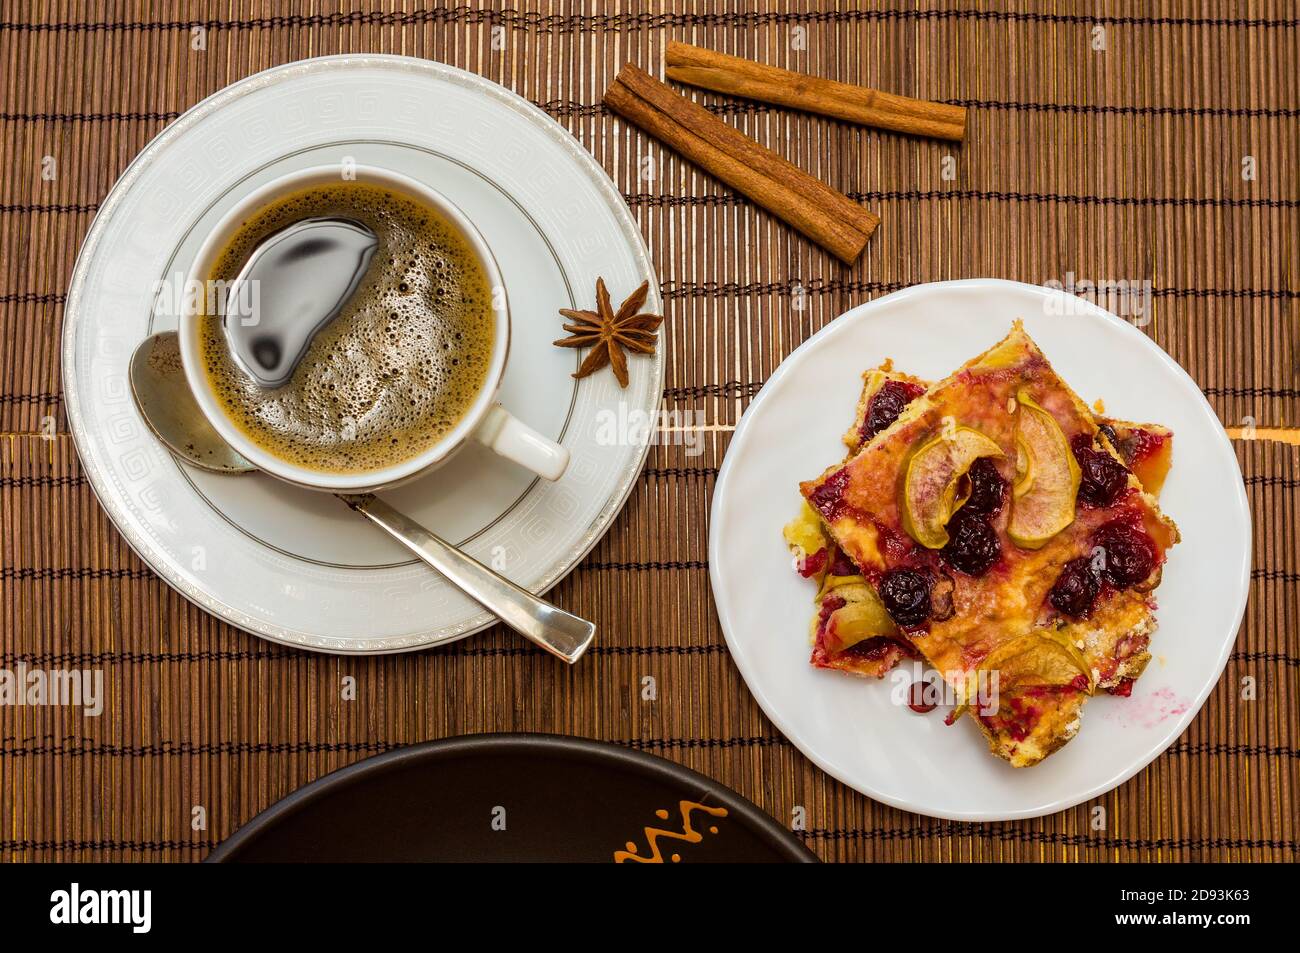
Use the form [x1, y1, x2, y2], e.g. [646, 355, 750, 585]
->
[1008, 390, 1082, 549]
[902, 426, 1003, 549]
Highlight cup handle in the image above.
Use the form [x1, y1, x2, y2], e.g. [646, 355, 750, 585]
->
[473, 404, 569, 481]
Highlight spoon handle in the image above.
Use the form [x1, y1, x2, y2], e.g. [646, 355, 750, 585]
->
[341, 495, 596, 664]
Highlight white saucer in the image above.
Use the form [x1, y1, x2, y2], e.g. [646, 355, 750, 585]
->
[62, 55, 662, 653]
[709, 279, 1251, 821]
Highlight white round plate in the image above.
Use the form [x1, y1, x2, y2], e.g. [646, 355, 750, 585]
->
[63, 55, 661, 653]
[709, 279, 1251, 821]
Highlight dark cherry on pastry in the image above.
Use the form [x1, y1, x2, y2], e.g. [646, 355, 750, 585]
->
[1048, 555, 1102, 617]
[1072, 433, 1129, 508]
[862, 380, 926, 441]
[940, 508, 1001, 576]
[1093, 520, 1158, 588]
[879, 568, 932, 627]
[961, 457, 1007, 516]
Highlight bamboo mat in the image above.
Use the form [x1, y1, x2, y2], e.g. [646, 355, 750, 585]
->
[1, 0, 1297, 863]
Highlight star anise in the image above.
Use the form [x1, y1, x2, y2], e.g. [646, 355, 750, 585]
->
[554, 278, 663, 388]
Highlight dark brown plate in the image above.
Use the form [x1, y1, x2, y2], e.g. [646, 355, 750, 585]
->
[206, 733, 817, 863]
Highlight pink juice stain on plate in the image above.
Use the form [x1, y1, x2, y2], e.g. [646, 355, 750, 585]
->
[1103, 686, 1190, 730]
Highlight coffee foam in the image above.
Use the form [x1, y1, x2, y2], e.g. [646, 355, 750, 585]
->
[197, 182, 495, 474]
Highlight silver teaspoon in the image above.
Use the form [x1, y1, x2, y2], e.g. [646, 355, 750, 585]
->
[128, 331, 595, 663]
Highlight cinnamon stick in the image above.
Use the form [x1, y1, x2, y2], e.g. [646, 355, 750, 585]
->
[664, 42, 967, 142]
[604, 63, 879, 263]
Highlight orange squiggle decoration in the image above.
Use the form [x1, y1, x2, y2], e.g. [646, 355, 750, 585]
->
[614, 800, 729, 863]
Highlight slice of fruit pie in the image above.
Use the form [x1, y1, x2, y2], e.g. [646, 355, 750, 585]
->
[784, 364, 1173, 683]
[790, 323, 1179, 767]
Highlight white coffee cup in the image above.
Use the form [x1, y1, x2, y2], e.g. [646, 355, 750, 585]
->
[177, 164, 569, 492]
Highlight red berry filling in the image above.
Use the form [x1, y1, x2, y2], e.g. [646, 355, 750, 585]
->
[1105, 678, 1135, 697]
[1102, 424, 1167, 468]
[1025, 674, 1091, 697]
[808, 466, 851, 523]
[980, 695, 1041, 742]
[814, 594, 847, 639]
[861, 380, 926, 441]
[877, 523, 918, 563]
[797, 547, 828, 578]
[980, 677, 1087, 742]
[837, 634, 899, 657]
[829, 548, 858, 577]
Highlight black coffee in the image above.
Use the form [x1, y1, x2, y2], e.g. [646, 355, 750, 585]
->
[198, 182, 496, 474]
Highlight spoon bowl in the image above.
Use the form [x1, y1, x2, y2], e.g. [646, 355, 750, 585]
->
[129, 332, 255, 474]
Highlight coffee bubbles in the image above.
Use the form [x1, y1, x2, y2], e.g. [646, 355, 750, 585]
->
[197, 183, 495, 474]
